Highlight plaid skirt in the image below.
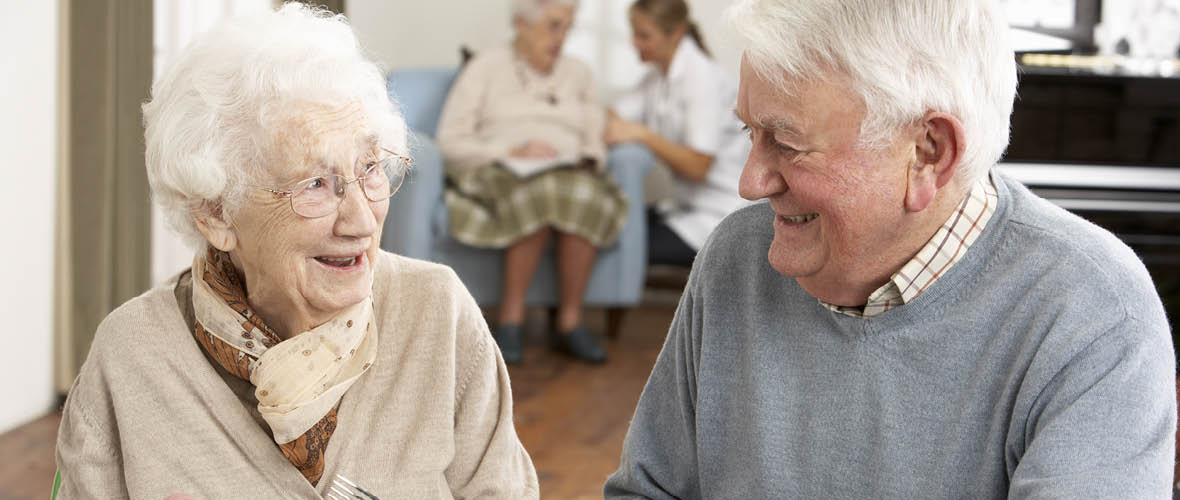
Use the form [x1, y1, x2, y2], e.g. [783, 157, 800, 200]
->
[444, 164, 629, 249]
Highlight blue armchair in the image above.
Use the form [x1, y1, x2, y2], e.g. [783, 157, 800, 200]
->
[380, 67, 654, 337]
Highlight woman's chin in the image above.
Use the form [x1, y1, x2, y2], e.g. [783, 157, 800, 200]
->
[305, 259, 374, 311]
[306, 284, 370, 319]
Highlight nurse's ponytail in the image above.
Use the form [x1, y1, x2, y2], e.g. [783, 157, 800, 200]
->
[685, 21, 710, 57]
[631, 0, 711, 57]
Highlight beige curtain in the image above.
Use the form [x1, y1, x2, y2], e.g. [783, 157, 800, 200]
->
[55, 0, 154, 392]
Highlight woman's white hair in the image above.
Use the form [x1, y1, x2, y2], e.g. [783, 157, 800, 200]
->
[143, 2, 406, 250]
[727, 0, 1017, 186]
[512, 0, 579, 23]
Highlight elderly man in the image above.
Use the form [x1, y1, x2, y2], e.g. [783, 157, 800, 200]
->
[605, 1, 1175, 498]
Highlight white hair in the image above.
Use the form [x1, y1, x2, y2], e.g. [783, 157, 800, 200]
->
[512, 0, 579, 23]
[727, 0, 1017, 186]
[142, 2, 406, 250]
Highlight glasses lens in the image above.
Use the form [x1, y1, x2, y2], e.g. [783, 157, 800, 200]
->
[362, 155, 408, 202]
[291, 176, 339, 218]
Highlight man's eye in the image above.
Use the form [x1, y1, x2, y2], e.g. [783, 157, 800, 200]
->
[774, 142, 797, 153]
[741, 124, 753, 140]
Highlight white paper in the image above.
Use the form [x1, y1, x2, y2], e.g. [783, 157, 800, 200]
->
[500, 155, 578, 177]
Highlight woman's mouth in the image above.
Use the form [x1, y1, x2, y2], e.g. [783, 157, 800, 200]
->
[315, 253, 363, 268]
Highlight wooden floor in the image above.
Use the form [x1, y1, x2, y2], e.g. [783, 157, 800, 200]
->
[0, 302, 677, 500]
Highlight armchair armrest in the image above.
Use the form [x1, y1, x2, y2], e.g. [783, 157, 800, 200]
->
[381, 131, 445, 260]
[593, 142, 655, 304]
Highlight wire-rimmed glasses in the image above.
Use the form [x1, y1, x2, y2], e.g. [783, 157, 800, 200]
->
[262, 148, 411, 219]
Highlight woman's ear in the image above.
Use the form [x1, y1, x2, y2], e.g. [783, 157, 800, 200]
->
[192, 202, 237, 252]
[904, 111, 965, 213]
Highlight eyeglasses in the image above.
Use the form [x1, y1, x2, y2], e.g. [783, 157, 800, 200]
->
[261, 148, 411, 219]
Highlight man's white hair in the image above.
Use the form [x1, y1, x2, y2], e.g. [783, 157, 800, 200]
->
[727, 0, 1017, 186]
[512, 0, 579, 23]
[142, 2, 406, 250]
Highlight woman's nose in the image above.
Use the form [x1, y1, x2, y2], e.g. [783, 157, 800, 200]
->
[334, 180, 378, 237]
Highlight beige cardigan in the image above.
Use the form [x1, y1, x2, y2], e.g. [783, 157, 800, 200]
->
[436, 46, 606, 173]
[55, 251, 538, 499]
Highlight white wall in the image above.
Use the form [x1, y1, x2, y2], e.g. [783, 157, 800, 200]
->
[0, 0, 59, 434]
[346, 0, 743, 80]
[347, 1, 516, 70]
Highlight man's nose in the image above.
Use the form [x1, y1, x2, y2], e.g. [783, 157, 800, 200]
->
[738, 146, 787, 201]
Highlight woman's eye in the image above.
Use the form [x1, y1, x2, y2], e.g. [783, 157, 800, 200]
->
[306, 177, 328, 190]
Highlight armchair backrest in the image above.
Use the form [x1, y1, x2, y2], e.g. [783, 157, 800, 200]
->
[386, 67, 460, 138]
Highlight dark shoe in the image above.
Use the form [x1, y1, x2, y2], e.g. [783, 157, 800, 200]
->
[549, 325, 607, 364]
[494, 324, 523, 364]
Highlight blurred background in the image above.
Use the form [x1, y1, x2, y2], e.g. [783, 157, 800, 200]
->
[1, 0, 1178, 498]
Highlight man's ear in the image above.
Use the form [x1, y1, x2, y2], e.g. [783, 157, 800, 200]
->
[191, 202, 237, 252]
[905, 111, 965, 213]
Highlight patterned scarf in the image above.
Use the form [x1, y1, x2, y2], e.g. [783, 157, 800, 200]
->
[191, 247, 377, 485]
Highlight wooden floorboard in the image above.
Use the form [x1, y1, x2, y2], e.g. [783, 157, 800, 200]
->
[0, 304, 676, 500]
[0, 409, 61, 500]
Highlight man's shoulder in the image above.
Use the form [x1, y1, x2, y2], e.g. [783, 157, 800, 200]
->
[997, 176, 1159, 312]
[696, 202, 775, 266]
[986, 173, 1170, 341]
[688, 202, 800, 302]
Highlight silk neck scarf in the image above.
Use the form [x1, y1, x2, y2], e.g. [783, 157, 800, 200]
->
[190, 247, 378, 485]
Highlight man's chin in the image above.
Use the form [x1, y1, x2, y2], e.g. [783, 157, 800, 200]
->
[766, 242, 819, 278]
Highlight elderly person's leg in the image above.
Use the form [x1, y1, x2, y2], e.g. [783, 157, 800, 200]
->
[495, 226, 552, 363]
[552, 231, 606, 363]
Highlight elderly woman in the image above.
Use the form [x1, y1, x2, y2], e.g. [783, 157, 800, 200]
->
[53, 4, 538, 499]
[436, 0, 627, 365]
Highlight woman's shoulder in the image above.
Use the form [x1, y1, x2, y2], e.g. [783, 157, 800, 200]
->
[79, 277, 194, 379]
[373, 250, 470, 302]
[370, 251, 490, 357]
[463, 46, 514, 73]
[96, 280, 187, 342]
[556, 54, 593, 76]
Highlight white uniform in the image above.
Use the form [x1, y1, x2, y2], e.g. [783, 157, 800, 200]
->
[613, 37, 751, 251]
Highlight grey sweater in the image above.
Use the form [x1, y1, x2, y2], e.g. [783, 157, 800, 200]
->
[605, 172, 1175, 499]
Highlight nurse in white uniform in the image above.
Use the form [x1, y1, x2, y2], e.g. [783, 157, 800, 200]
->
[605, 0, 750, 267]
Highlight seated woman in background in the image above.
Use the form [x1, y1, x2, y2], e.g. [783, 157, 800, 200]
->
[437, 0, 626, 365]
[54, 4, 537, 498]
[605, 0, 749, 266]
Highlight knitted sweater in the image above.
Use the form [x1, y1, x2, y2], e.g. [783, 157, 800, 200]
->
[56, 251, 538, 499]
[605, 172, 1175, 499]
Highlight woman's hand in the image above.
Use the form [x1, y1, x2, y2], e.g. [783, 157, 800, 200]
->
[604, 111, 650, 146]
[509, 140, 559, 159]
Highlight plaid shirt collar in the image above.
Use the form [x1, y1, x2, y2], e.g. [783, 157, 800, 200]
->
[822, 176, 999, 318]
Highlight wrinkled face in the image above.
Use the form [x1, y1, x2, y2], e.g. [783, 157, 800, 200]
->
[735, 57, 914, 296]
[628, 9, 680, 66]
[515, 3, 575, 73]
[228, 102, 390, 330]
